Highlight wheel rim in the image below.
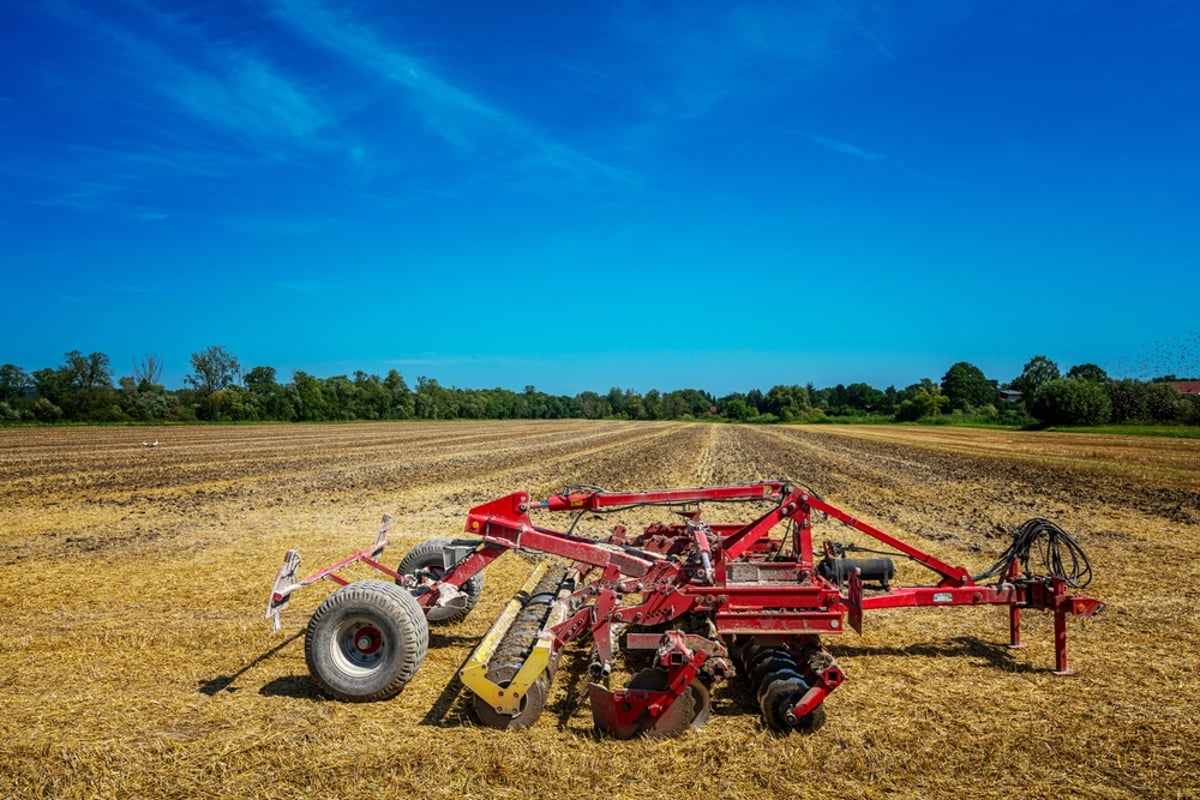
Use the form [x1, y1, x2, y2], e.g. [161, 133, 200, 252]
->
[332, 617, 389, 675]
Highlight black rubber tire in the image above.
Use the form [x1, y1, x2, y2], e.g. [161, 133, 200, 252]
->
[305, 580, 429, 702]
[398, 538, 484, 625]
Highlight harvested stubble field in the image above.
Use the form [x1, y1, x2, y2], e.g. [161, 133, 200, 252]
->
[1, 421, 1198, 800]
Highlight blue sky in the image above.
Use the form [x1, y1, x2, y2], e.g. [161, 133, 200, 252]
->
[2, 1, 1197, 395]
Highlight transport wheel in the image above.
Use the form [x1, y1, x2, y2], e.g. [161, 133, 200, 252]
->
[398, 538, 484, 625]
[471, 665, 548, 730]
[305, 580, 429, 702]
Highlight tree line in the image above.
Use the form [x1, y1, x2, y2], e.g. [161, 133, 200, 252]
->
[1, 346, 1197, 427]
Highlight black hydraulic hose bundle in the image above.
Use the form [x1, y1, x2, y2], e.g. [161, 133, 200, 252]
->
[973, 518, 1093, 588]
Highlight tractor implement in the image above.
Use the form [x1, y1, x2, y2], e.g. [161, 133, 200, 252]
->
[266, 481, 1103, 735]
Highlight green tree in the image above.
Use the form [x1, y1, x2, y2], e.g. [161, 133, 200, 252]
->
[765, 384, 810, 421]
[659, 391, 686, 419]
[1011, 355, 1060, 399]
[414, 377, 451, 420]
[186, 346, 242, 393]
[118, 376, 180, 421]
[941, 362, 996, 411]
[1067, 363, 1108, 383]
[880, 385, 899, 416]
[521, 385, 548, 419]
[33, 351, 119, 421]
[0, 364, 32, 407]
[606, 387, 627, 419]
[383, 370, 413, 419]
[352, 372, 390, 420]
[244, 366, 293, 420]
[322, 375, 359, 420]
[624, 389, 646, 420]
[809, 385, 833, 412]
[207, 386, 255, 421]
[723, 396, 753, 421]
[187, 346, 243, 421]
[290, 371, 330, 421]
[643, 389, 662, 420]
[576, 390, 602, 418]
[845, 382, 885, 414]
[894, 379, 949, 421]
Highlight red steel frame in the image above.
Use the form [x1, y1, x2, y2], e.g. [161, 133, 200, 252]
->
[268, 481, 1104, 727]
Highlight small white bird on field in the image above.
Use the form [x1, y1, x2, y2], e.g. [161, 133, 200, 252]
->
[142, 439, 159, 447]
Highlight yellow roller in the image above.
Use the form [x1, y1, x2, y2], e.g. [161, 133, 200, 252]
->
[459, 562, 553, 716]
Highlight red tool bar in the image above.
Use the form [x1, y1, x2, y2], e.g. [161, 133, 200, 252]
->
[540, 482, 785, 512]
[803, 493, 972, 585]
[855, 584, 1019, 610]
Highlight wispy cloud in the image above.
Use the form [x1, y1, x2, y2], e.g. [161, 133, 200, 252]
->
[267, 0, 633, 185]
[801, 133, 885, 162]
[24, 1, 346, 220]
[831, 0, 896, 60]
[275, 279, 327, 295]
[42, 1, 334, 159]
[615, 1, 933, 122]
[39, 179, 170, 221]
[168, 53, 330, 147]
[226, 214, 350, 238]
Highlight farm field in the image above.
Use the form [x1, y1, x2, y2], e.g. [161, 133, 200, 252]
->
[1, 420, 1197, 799]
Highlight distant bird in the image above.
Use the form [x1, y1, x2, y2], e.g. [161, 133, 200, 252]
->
[142, 439, 159, 447]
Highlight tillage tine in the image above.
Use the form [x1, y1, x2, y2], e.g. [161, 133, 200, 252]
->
[266, 549, 302, 632]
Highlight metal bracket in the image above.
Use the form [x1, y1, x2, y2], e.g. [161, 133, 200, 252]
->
[266, 549, 302, 632]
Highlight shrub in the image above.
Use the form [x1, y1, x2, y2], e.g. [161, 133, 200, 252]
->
[1030, 378, 1112, 426]
[28, 397, 63, 423]
[1107, 379, 1148, 422]
[1145, 382, 1182, 423]
[1182, 394, 1200, 425]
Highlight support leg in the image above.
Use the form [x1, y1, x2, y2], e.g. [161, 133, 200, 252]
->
[1051, 609, 1075, 676]
[1007, 605, 1026, 650]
